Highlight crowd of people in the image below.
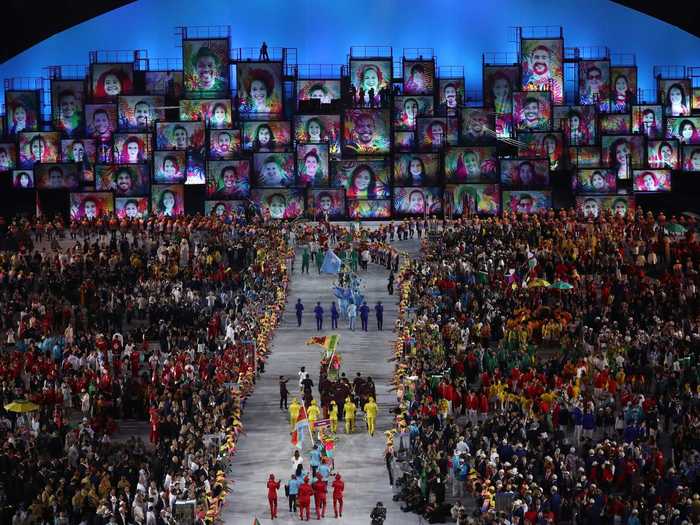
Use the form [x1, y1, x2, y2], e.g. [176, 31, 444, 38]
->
[389, 209, 700, 524]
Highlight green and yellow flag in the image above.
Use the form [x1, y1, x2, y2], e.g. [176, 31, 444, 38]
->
[305, 334, 340, 353]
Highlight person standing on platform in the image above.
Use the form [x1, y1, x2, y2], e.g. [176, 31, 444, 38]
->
[313, 473, 328, 519]
[279, 376, 289, 410]
[331, 302, 339, 329]
[259, 41, 269, 60]
[387, 271, 394, 295]
[298, 477, 313, 521]
[364, 396, 378, 436]
[301, 247, 310, 274]
[359, 301, 370, 331]
[315, 249, 324, 274]
[295, 299, 304, 327]
[314, 302, 324, 331]
[332, 473, 345, 518]
[347, 301, 357, 331]
[344, 396, 356, 433]
[375, 301, 384, 331]
[267, 474, 281, 519]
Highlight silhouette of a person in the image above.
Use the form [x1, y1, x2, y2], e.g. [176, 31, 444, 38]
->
[260, 42, 269, 61]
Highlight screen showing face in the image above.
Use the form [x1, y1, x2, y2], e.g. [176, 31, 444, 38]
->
[444, 184, 500, 216]
[517, 132, 564, 171]
[347, 200, 392, 219]
[513, 92, 551, 132]
[70, 192, 114, 220]
[609, 67, 637, 112]
[85, 104, 117, 143]
[568, 147, 601, 168]
[342, 109, 390, 155]
[631, 105, 662, 138]
[445, 147, 498, 183]
[666, 117, 700, 145]
[237, 62, 284, 118]
[350, 60, 392, 104]
[601, 136, 645, 179]
[6, 90, 40, 135]
[578, 60, 610, 109]
[555, 105, 597, 145]
[460, 108, 495, 145]
[576, 196, 635, 218]
[521, 38, 563, 104]
[252, 188, 305, 219]
[647, 140, 680, 169]
[332, 159, 390, 200]
[118, 96, 164, 131]
[483, 65, 519, 115]
[660, 79, 691, 116]
[294, 114, 341, 159]
[633, 169, 671, 192]
[35, 163, 79, 190]
[309, 189, 345, 220]
[206, 160, 251, 199]
[502, 190, 551, 214]
[393, 187, 442, 216]
[297, 80, 342, 107]
[204, 200, 247, 218]
[297, 144, 329, 187]
[12, 170, 34, 189]
[208, 129, 241, 159]
[573, 169, 616, 194]
[151, 184, 185, 217]
[91, 63, 134, 100]
[682, 146, 700, 172]
[61, 139, 96, 164]
[144, 71, 183, 97]
[179, 99, 232, 128]
[500, 159, 550, 187]
[393, 96, 435, 130]
[153, 151, 187, 184]
[95, 164, 150, 195]
[403, 60, 435, 96]
[183, 38, 229, 98]
[242, 121, 292, 152]
[0, 144, 17, 171]
[438, 79, 464, 116]
[51, 81, 85, 136]
[253, 153, 294, 187]
[156, 121, 206, 151]
[394, 154, 440, 186]
[417, 118, 448, 150]
[19, 132, 60, 168]
[113, 133, 151, 164]
[116, 197, 149, 219]
[599, 114, 631, 135]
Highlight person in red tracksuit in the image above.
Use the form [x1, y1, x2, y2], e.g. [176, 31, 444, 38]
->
[298, 476, 313, 521]
[312, 473, 327, 519]
[332, 473, 344, 518]
[478, 390, 489, 422]
[267, 473, 281, 519]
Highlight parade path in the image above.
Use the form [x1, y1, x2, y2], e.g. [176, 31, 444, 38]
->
[222, 238, 424, 525]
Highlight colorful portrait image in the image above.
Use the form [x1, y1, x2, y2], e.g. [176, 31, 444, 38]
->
[91, 63, 134, 100]
[237, 62, 284, 118]
[445, 147, 498, 183]
[332, 159, 390, 200]
[12, 170, 34, 189]
[682, 146, 700, 172]
[483, 65, 519, 115]
[394, 153, 440, 186]
[253, 153, 294, 187]
[85, 104, 117, 142]
[242, 121, 292, 152]
[179, 99, 232, 128]
[601, 136, 645, 175]
[555, 105, 597, 145]
[51, 80, 85, 136]
[403, 60, 435, 96]
[151, 184, 185, 217]
[208, 129, 241, 159]
[204, 200, 247, 218]
[631, 105, 663, 138]
[438, 78, 464, 116]
[633, 169, 671, 193]
[206, 160, 251, 199]
[155, 121, 206, 151]
[573, 169, 617, 194]
[660, 79, 692, 116]
[350, 59, 392, 105]
[19, 132, 60, 168]
[347, 200, 392, 219]
[693, 88, 700, 113]
[460, 108, 495, 145]
[144, 71, 183, 98]
[520, 38, 563, 104]
[297, 144, 329, 187]
[297, 80, 341, 107]
[578, 60, 610, 108]
[417, 118, 449, 150]
[295, 115, 341, 159]
[95, 164, 149, 196]
[183, 38, 230, 98]
[116, 197, 149, 219]
[647, 140, 680, 169]
[666, 117, 700, 145]
[609, 67, 637, 112]
[445, 184, 500, 216]
[5, 90, 40, 135]
[309, 189, 345, 220]
[394, 96, 434, 130]
[153, 151, 187, 184]
[61, 139, 96, 165]
[35, 163, 80, 190]
[70, 192, 114, 220]
[394, 131, 415, 152]
[342, 109, 390, 155]
[502, 190, 551, 214]
[117, 96, 165, 131]
[568, 147, 601, 168]
[252, 188, 304, 219]
[576, 196, 634, 219]
[513, 92, 551, 132]
[393, 187, 442, 216]
[599, 114, 631, 135]
[517, 132, 564, 171]
[500, 159, 550, 187]
[113, 133, 151, 164]
[0, 143, 17, 171]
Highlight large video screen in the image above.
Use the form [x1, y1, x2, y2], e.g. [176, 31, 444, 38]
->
[393, 187, 442, 216]
[483, 65, 519, 115]
[252, 188, 305, 219]
[555, 105, 597, 145]
[237, 62, 284, 118]
[61, 139, 96, 164]
[295, 115, 341, 159]
[144, 71, 183, 98]
[502, 190, 552, 214]
[350, 59, 392, 106]
[153, 151, 187, 184]
[444, 184, 500, 216]
[647, 140, 680, 169]
[0, 144, 17, 172]
[517, 132, 564, 171]
[513, 92, 551, 131]
[659, 79, 691, 116]
[520, 38, 563, 104]
[461, 108, 495, 145]
[35, 163, 80, 190]
[116, 197, 150, 219]
[601, 135, 645, 179]
[91, 63, 134, 101]
[155, 121, 206, 151]
[297, 144, 329, 187]
[342, 109, 390, 155]
[51, 81, 85, 137]
[95, 164, 150, 196]
[610, 66, 637, 112]
[393, 153, 440, 186]
[179, 99, 232, 128]
[206, 160, 251, 199]
[242, 121, 292, 152]
[5, 90, 40, 135]
[500, 159, 549, 187]
[19, 132, 60, 168]
[70, 192, 114, 219]
[682, 145, 700, 172]
[666, 117, 700, 144]
[118, 96, 165, 130]
[393, 96, 434, 130]
[151, 184, 185, 217]
[12, 170, 34, 189]
[332, 159, 390, 199]
[297, 80, 342, 107]
[253, 153, 295, 187]
[599, 114, 631, 135]
[631, 105, 663, 138]
[86, 104, 117, 144]
[576, 195, 635, 219]
[347, 200, 392, 219]
[208, 129, 240, 159]
[403, 60, 435, 95]
[572, 169, 617, 193]
[568, 146, 601, 168]
[578, 60, 610, 108]
[308, 189, 345, 220]
[445, 147, 498, 183]
[204, 200, 247, 218]
[437, 78, 464, 116]
[183, 38, 230, 98]
[633, 169, 671, 192]
[113, 133, 152, 164]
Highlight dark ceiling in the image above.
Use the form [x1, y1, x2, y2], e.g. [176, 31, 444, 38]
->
[0, 1, 699, 65]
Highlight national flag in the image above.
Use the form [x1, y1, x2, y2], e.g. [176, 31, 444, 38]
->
[253, 518, 262, 525]
[314, 418, 331, 428]
[291, 405, 309, 448]
[305, 335, 340, 353]
[321, 249, 342, 274]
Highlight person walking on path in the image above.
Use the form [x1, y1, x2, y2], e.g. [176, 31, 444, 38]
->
[314, 302, 324, 331]
[359, 301, 370, 331]
[347, 301, 357, 331]
[295, 299, 304, 327]
[279, 376, 289, 410]
[301, 247, 310, 274]
[287, 473, 300, 513]
[364, 396, 378, 436]
[375, 301, 384, 331]
[313, 474, 328, 519]
[289, 398, 301, 429]
[329, 400, 339, 432]
[267, 474, 281, 519]
[298, 477, 313, 521]
[344, 396, 356, 433]
[387, 271, 394, 295]
[332, 473, 344, 518]
[309, 444, 322, 478]
[330, 302, 339, 329]
[315, 249, 324, 274]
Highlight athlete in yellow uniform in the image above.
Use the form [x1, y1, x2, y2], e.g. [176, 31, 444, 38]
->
[344, 397, 356, 434]
[364, 397, 378, 436]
